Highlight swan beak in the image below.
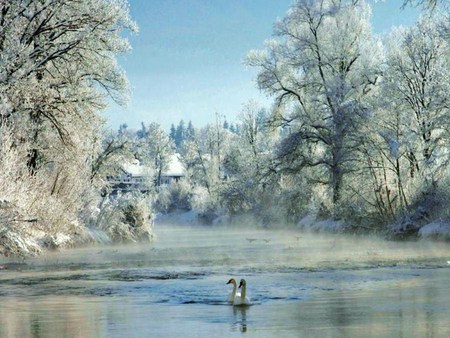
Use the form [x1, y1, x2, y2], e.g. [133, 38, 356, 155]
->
[238, 282, 242, 288]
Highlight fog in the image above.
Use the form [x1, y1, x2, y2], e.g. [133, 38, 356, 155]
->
[19, 224, 450, 272]
[0, 223, 449, 337]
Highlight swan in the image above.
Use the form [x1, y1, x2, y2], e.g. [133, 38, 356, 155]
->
[233, 279, 251, 306]
[226, 278, 241, 304]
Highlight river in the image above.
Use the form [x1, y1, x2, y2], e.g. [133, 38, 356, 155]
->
[0, 224, 449, 337]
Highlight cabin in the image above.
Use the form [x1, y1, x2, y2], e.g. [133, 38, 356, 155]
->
[159, 154, 185, 185]
[108, 159, 151, 194]
[109, 154, 186, 194]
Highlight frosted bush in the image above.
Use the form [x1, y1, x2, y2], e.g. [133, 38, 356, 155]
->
[97, 193, 154, 243]
[190, 186, 212, 214]
[154, 187, 171, 212]
[154, 181, 192, 213]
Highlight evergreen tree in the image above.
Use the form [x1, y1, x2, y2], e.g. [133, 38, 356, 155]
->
[136, 122, 148, 139]
[175, 120, 185, 148]
[186, 121, 195, 140]
[118, 123, 128, 136]
[169, 123, 177, 142]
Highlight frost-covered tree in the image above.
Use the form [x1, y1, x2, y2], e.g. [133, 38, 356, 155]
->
[90, 130, 132, 183]
[403, 0, 440, 9]
[246, 0, 382, 210]
[177, 116, 236, 221]
[220, 101, 263, 214]
[181, 131, 212, 194]
[0, 0, 137, 255]
[333, 12, 450, 227]
[384, 17, 450, 189]
[0, 0, 134, 138]
[182, 125, 221, 191]
[220, 101, 281, 219]
[138, 122, 174, 187]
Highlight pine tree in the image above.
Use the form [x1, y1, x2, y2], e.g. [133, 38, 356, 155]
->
[118, 123, 128, 136]
[175, 120, 185, 148]
[169, 123, 177, 142]
[136, 122, 148, 139]
[186, 120, 195, 140]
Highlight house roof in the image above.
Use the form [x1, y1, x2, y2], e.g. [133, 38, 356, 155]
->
[123, 159, 146, 177]
[164, 154, 185, 177]
[122, 154, 185, 178]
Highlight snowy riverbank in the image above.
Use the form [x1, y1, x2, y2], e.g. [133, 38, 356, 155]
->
[298, 213, 450, 241]
[155, 210, 450, 242]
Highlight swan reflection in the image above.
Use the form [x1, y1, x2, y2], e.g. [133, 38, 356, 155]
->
[232, 305, 248, 333]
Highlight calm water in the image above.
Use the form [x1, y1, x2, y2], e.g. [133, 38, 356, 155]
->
[0, 225, 450, 337]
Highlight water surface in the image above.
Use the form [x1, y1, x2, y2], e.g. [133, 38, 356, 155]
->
[0, 225, 449, 337]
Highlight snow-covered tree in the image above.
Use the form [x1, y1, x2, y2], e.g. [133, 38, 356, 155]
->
[384, 17, 450, 189]
[246, 0, 382, 210]
[403, 0, 440, 9]
[328, 12, 450, 227]
[219, 101, 281, 218]
[138, 122, 174, 187]
[0, 0, 137, 255]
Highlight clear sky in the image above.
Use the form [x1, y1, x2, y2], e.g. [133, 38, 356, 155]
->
[104, 0, 420, 131]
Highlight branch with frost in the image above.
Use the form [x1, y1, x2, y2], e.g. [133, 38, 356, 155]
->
[403, 0, 439, 10]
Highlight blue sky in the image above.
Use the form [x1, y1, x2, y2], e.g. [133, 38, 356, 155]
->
[104, 0, 420, 131]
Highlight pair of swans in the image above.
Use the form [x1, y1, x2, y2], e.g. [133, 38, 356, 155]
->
[227, 278, 251, 306]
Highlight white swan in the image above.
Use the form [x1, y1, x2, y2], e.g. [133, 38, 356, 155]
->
[233, 279, 251, 306]
[226, 278, 241, 304]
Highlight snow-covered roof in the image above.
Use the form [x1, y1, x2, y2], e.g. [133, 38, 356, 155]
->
[122, 155, 185, 178]
[123, 159, 146, 177]
[163, 154, 185, 177]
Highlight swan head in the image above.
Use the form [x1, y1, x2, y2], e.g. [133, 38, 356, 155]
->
[238, 279, 246, 288]
[227, 278, 236, 285]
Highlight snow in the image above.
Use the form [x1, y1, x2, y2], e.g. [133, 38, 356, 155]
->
[298, 214, 317, 227]
[40, 233, 73, 250]
[419, 221, 450, 240]
[80, 228, 112, 244]
[155, 210, 198, 225]
[389, 218, 421, 236]
[123, 159, 146, 177]
[298, 214, 347, 233]
[122, 155, 185, 178]
[312, 219, 347, 232]
[164, 154, 185, 177]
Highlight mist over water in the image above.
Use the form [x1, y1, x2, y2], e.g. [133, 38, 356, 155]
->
[0, 224, 449, 337]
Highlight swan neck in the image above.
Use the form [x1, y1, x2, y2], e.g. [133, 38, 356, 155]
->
[241, 284, 246, 300]
[232, 283, 237, 297]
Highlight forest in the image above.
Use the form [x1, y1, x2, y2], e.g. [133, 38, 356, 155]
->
[1, 0, 449, 256]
